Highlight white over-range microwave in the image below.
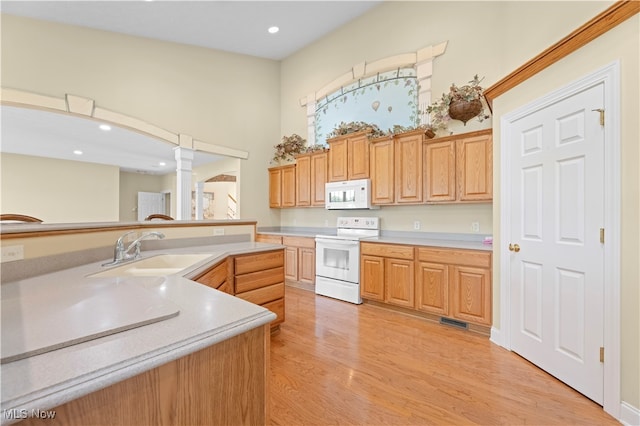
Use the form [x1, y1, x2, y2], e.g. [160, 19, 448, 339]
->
[325, 178, 378, 210]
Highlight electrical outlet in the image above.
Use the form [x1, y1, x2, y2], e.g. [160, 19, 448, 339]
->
[471, 222, 480, 233]
[413, 221, 421, 230]
[213, 228, 225, 236]
[1, 245, 24, 262]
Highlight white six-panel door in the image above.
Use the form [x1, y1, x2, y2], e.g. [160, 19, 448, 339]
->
[508, 83, 605, 404]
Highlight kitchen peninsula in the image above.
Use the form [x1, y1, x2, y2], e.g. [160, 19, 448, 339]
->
[0, 220, 282, 425]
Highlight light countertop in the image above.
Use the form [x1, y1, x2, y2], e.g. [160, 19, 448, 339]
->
[0, 242, 281, 424]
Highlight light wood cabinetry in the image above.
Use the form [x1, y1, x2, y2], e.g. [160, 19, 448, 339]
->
[282, 236, 315, 285]
[310, 151, 328, 206]
[369, 136, 395, 204]
[360, 242, 415, 308]
[327, 130, 370, 182]
[361, 242, 492, 328]
[231, 249, 285, 328]
[193, 258, 232, 295]
[416, 247, 492, 326]
[268, 164, 296, 208]
[295, 154, 311, 206]
[20, 325, 270, 426]
[424, 129, 492, 203]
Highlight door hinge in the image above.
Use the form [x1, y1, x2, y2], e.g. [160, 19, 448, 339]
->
[600, 228, 605, 244]
[592, 108, 605, 126]
[600, 347, 605, 363]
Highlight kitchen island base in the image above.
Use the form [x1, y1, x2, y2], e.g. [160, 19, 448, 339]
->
[16, 324, 270, 426]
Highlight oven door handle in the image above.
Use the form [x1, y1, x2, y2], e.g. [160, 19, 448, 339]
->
[315, 238, 359, 247]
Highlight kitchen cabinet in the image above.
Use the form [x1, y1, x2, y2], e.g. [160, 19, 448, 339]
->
[361, 242, 492, 328]
[424, 129, 492, 203]
[231, 249, 285, 329]
[193, 258, 232, 295]
[268, 164, 296, 208]
[416, 247, 491, 326]
[282, 236, 315, 285]
[360, 242, 415, 308]
[294, 151, 327, 207]
[327, 130, 370, 182]
[255, 233, 283, 244]
[370, 130, 424, 205]
[310, 151, 328, 206]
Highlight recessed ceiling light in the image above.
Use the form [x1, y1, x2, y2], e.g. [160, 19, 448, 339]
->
[159, 162, 166, 166]
[73, 150, 83, 155]
[99, 124, 111, 131]
[268, 26, 279, 34]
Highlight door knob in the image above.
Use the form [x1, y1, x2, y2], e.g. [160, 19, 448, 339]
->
[509, 243, 520, 252]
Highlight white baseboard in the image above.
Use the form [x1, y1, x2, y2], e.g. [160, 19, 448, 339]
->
[620, 401, 640, 426]
[490, 327, 504, 348]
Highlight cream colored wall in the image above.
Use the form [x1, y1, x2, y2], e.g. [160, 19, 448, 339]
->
[1, 153, 119, 223]
[119, 171, 167, 221]
[1, 14, 280, 226]
[492, 16, 639, 409]
[279, 1, 610, 234]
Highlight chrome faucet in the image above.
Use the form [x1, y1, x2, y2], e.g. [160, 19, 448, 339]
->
[103, 231, 165, 266]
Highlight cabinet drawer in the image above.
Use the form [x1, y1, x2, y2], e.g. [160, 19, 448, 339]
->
[235, 266, 284, 293]
[235, 250, 284, 275]
[256, 234, 283, 244]
[282, 236, 315, 249]
[361, 242, 414, 260]
[263, 297, 285, 326]
[417, 247, 491, 268]
[194, 260, 227, 289]
[236, 282, 285, 306]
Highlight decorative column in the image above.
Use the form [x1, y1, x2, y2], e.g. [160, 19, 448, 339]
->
[174, 146, 194, 220]
[305, 95, 316, 145]
[195, 181, 204, 220]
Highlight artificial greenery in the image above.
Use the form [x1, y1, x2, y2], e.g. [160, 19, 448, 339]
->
[426, 75, 491, 131]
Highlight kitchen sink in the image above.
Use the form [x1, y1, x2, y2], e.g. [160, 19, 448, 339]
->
[88, 254, 212, 278]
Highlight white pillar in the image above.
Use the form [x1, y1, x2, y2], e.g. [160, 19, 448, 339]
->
[174, 146, 194, 220]
[195, 181, 204, 220]
[306, 95, 316, 145]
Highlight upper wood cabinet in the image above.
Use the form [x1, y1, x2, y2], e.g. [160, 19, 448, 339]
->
[295, 154, 311, 207]
[310, 151, 327, 206]
[370, 130, 425, 205]
[268, 164, 296, 208]
[424, 129, 492, 203]
[327, 130, 370, 182]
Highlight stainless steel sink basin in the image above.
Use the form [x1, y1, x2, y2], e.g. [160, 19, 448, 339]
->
[88, 254, 212, 278]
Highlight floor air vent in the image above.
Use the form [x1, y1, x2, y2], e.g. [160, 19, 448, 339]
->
[440, 317, 468, 330]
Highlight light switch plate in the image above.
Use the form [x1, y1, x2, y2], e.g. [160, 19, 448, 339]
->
[1, 245, 24, 262]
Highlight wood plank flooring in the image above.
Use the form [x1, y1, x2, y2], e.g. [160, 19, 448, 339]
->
[269, 286, 618, 425]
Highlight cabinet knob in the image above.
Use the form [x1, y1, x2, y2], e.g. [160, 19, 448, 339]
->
[508, 243, 520, 253]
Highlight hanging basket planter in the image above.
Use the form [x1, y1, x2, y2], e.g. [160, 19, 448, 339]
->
[448, 99, 483, 125]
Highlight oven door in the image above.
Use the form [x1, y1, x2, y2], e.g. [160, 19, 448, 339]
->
[315, 237, 360, 283]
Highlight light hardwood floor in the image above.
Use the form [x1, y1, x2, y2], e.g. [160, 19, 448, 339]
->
[269, 286, 618, 425]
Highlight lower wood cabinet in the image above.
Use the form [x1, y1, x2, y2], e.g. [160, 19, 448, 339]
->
[360, 242, 415, 308]
[282, 236, 315, 285]
[361, 242, 492, 327]
[195, 248, 285, 330]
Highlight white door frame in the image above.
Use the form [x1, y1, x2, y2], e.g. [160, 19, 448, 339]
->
[498, 61, 620, 417]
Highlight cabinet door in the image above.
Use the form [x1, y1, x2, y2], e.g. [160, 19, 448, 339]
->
[295, 155, 311, 206]
[348, 134, 370, 180]
[370, 138, 394, 204]
[384, 258, 414, 308]
[394, 133, 423, 203]
[328, 138, 348, 182]
[281, 166, 296, 207]
[298, 247, 316, 284]
[456, 133, 493, 201]
[360, 255, 384, 301]
[424, 140, 456, 202]
[310, 152, 328, 206]
[284, 246, 298, 281]
[268, 168, 282, 208]
[451, 265, 491, 325]
[416, 262, 449, 316]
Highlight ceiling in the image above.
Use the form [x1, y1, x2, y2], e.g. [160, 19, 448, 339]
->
[0, 1, 380, 174]
[0, 1, 381, 61]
